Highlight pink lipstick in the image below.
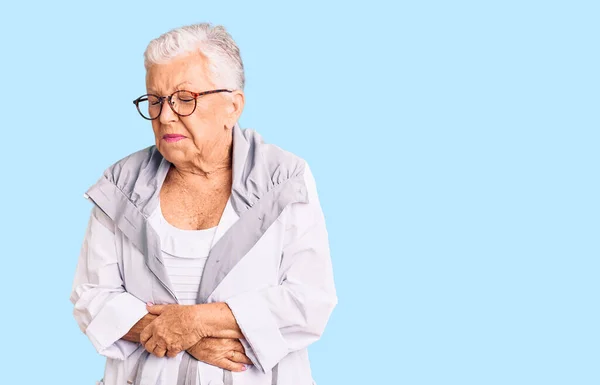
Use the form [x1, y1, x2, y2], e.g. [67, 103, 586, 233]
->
[163, 134, 186, 143]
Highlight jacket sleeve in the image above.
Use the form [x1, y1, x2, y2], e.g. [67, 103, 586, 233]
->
[225, 164, 338, 373]
[70, 205, 148, 360]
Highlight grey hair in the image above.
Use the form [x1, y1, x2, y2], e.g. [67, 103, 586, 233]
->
[144, 23, 245, 90]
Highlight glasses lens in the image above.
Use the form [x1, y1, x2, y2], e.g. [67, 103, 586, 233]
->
[136, 95, 161, 119]
[172, 91, 196, 116]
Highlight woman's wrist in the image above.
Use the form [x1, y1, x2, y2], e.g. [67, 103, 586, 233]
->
[192, 302, 242, 339]
[186, 338, 203, 357]
[122, 313, 157, 343]
[192, 304, 212, 338]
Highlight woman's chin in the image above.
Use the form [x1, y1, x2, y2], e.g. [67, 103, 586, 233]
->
[157, 143, 187, 161]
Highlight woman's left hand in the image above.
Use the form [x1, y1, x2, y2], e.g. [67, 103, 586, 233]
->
[140, 303, 205, 358]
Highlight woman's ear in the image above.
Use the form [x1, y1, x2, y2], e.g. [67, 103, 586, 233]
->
[226, 90, 245, 128]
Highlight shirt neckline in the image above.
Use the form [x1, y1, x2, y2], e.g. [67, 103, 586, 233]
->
[147, 199, 224, 258]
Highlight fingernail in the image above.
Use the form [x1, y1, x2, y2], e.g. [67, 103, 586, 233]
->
[146, 302, 154, 306]
[242, 365, 248, 371]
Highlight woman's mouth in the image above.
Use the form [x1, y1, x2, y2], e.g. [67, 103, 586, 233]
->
[162, 134, 186, 143]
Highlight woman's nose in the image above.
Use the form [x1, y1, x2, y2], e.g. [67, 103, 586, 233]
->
[159, 98, 178, 123]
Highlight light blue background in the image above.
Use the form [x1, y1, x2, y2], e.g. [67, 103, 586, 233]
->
[1, 1, 598, 384]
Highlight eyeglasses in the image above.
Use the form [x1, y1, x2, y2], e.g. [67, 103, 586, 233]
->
[132, 89, 232, 120]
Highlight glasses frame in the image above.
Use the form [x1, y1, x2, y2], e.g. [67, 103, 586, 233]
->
[132, 89, 233, 120]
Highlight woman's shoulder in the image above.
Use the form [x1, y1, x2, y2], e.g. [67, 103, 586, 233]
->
[243, 128, 308, 183]
[102, 145, 161, 182]
[88, 145, 165, 203]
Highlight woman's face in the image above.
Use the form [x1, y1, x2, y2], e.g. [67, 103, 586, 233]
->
[145, 52, 243, 166]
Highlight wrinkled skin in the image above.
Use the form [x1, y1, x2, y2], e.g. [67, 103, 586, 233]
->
[188, 337, 253, 372]
[140, 304, 204, 357]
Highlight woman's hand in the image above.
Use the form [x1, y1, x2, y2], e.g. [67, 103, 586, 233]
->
[187, 337, 252, 372]
[140, 303, 205, 358]
[122, 313, 158, 343]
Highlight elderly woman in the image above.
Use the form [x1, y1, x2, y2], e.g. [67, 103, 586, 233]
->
[70, 23, 337, 385]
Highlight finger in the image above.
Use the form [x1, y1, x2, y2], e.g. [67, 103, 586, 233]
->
[166, 349, 179, 358]
[153, 345, 167, 358]
[230, 351, 253, 365]
[144, 336, 159, 354]
[218, 359, 247, 372]
[166, 344, 183, 356]
[231, 340, 245, 353]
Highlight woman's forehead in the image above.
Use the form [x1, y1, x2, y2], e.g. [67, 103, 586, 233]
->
[146, 54, 212, 92]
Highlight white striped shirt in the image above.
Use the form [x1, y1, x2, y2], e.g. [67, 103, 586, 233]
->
[148, 201, 217, 305]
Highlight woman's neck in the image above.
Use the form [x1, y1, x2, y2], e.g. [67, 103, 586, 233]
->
[170, 135, 233, 182]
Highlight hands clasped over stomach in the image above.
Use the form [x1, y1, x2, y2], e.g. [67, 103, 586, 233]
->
[140, 303, 203, 357]
[139, 303, 251, 372]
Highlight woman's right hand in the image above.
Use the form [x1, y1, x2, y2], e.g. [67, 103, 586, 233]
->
[187, 337, 253, 372]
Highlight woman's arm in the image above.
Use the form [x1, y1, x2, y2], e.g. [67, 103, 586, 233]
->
[129, 309, 250, 372]
[194, 302, 244, 339]
[70, 206, 149, 360]
[222, 164, 338, 373]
